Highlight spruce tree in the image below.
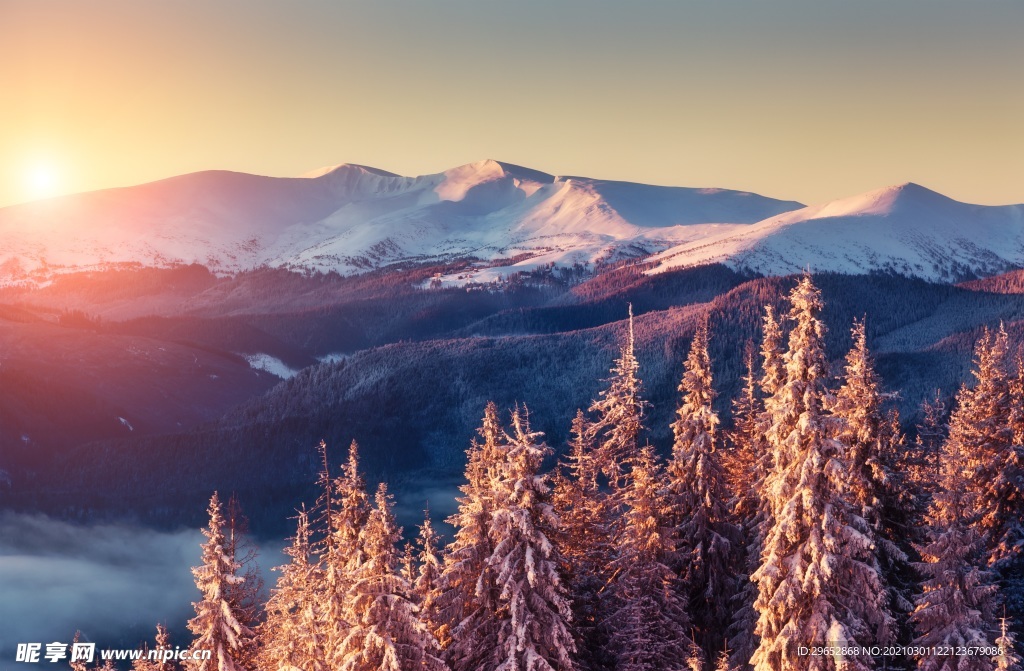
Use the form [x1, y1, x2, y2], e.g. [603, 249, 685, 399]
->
[552, 409, 610, 671]
[665, 319, 737, 658]
[438, 402, 505, 671]
[588, 304, 648, 497]
[337, 483, 449, 671]
[414, 508, 444, 642]
[910, 439, 1001, 671]
[486, 407, 578, 671]
[258, 507, 323, 671]
[751, 276, 893, 671]
[832, 319, 915, 646]
[604, 445, 693, 671]
[186, 492, 254, 671]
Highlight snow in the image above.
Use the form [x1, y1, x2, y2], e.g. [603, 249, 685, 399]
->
[0, 160, 801, 284]
[650, 183, 1024, 282]
[118, 416, 134, 431]
[244, 353, 299, 379]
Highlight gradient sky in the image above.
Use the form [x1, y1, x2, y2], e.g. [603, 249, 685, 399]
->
[2, 0, 1021, 208]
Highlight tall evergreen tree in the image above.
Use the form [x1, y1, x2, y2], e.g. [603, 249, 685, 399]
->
[552, 409, 610, 671]
[832, 319, 916, 646]
[486, 407, 578, 671]
[604, 445, 693, 671]
[438, 402, 506, 671]
[337, 483, 449, 671]
[727, 345, 768, 671]
[415, 508, 444, 641]
[752, 276, 894, 671]
[259, 507, 323, 671]
[224, 494, 262, 670]
[186, 492, 254, 671]
[665, 319, 738, 658]
[588, 304, 648, 496]
[910, 439, 1001, 671]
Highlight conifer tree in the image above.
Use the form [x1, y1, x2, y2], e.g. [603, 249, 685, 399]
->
[338, 483, 449, 671]
[415, 509, 444, 640]
[223, 494, 262, 670]
[186, 491, 254, 671]
[588, 305, 648, 496]
[752, 276, 893, 671]
[727, 346, 768, 671]
[665, 319, 737, 657]
[438, 402, 505, 671]
[995, 617, 1020, 671]
[911, 439, 1001, 671]
[486, 407, 578, 671]
[951, 329, 1024, 640]
[552, 409, 610, 671]
[832, 319, 915, 643]
[604, 445, 692, 671]
[259, 507, 323, 671]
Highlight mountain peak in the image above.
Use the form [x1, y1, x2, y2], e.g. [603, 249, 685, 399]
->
[300, 163, 399, 179]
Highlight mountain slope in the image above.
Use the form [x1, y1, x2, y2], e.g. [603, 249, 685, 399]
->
[0, 160, 802, 283]
[650, 183, 1024, 282]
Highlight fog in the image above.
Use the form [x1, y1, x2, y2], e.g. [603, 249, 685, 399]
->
[0, 512, 203, 663]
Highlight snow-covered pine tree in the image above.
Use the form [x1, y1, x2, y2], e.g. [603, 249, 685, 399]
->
[995, 350, 1024, 630]
[727, 346, 767, 671]
[910, 437, 1001, 671]
[223, 494, 262, 670]
[186, 491, 254, 671]
[438, 402, 506, 671]
[604, 445, 692, 671]
[995, 616, 1021, 671]
[258, 507, 324, 671]
[832, 319, 916, 646]
[665, 318, 738, 658]
[751, 275, 894, 671]
[401, 542, 418, 587]
[414, 508, 444, 640]
[486, 406, 578, 671]
[588, 304, 648, 499]
[552, 409, 611, 671]
[319, 440, 372, 667]
[153, 624, 174, 671]
[337, 483, 449, 671]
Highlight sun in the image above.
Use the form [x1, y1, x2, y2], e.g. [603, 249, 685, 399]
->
[24, 160, 62, 201]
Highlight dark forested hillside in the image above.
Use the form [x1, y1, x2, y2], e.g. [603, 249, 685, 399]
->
[7, 263, 1024, 536]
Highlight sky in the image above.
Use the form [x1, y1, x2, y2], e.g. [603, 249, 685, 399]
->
[1, 0, 1021, 208]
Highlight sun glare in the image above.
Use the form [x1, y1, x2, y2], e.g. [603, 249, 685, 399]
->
[24, 161, 62, 202]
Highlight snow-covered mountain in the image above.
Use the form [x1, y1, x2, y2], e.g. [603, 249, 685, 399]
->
[0, 160, 802, 283]
[650, 183, 1024, 282]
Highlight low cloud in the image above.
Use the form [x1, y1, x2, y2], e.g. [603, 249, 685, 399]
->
[0, 512, 203, 662]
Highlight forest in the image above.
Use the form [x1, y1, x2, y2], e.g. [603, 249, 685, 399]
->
[91, 275, 1023, 671]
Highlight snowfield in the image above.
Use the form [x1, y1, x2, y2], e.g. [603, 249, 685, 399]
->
[650, 183, 1024, 282]
[0, 160, 801, 283]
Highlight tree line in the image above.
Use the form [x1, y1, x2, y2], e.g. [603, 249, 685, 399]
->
[109, 275, 1023, 671]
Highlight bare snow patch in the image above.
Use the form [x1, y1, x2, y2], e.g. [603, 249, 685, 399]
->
[244, 353, 299, 379]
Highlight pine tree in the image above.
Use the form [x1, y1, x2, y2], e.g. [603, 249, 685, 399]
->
[338, 483, 449, 671]
[751, 276, 894, 671]
[415, 509, 444, 640]
[588, 304, 648, 497]
[910, 439, 1001, 671]
[604, 445, 693, 671]
[223, 494, 262, 670]
[258, 507, 324, 671]
[832, 319, 916, 646]
[186, 492, 254, 671]
[319, 441, 372, 668]
[995, 616, 1020, 671]
[727, 346, 768, 671]
[438, 402, 506, 671]
[485, 407, 578, 671]
[552, 409, 610, 671]
[665, 319, 737, 658]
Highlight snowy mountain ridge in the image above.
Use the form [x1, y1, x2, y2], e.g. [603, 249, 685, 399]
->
[0, 159, 801, 284]
[650, 182, 1024, 283]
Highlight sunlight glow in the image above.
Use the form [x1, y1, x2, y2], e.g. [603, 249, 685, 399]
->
[25, 161, 62, 202]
